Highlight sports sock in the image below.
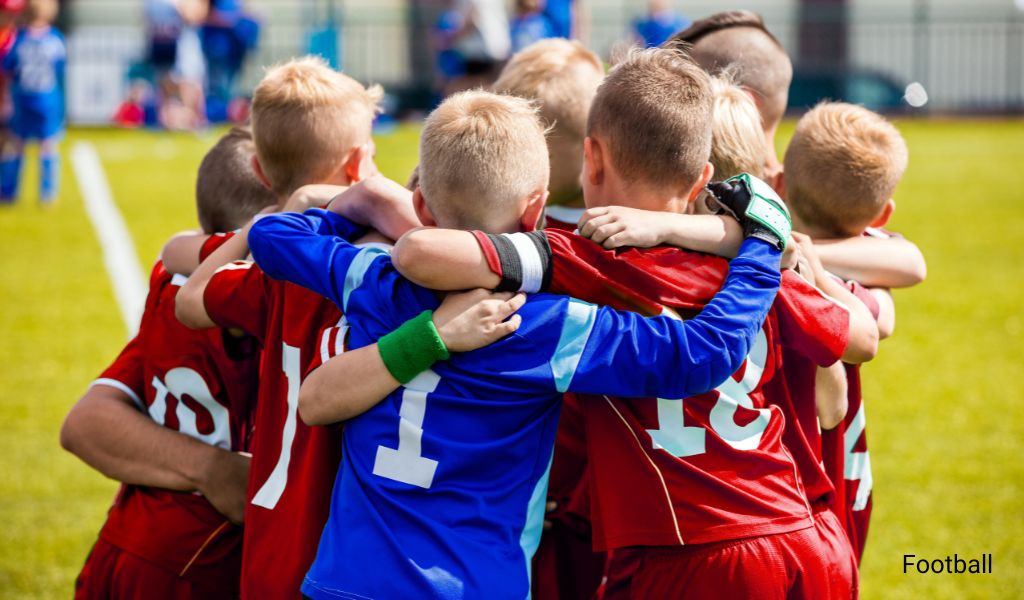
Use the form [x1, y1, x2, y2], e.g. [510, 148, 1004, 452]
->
[0, 153, 23, 202]
[40, 151, 59, 203]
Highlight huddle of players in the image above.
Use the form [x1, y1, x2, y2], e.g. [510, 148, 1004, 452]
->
[61, 9, 926, 600]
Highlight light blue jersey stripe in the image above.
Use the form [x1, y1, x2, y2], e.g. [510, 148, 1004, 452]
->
[550, 299, 597, 392]
[519, 450, 554, 599]
[342, 247, 388, 311]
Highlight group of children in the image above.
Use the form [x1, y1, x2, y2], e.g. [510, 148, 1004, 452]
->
[62, 8, 925, 600]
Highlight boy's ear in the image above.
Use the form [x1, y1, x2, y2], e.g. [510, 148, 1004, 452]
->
[686, 162, 715, 202]
[412, 187, 437, 227]
[870, 198, 896, 228]
[344, 141, 379, 184]
[771, 168, 786, 199]
[584, 137, 604, 186]
[521, 189, 549, 232]
[251, 155, 273, 191]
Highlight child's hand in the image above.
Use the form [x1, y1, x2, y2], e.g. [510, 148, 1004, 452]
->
[791, 232, 827, 285]
[432, 289, 526, 352]
[578, 206, 669, 249]
[285, 184, 347, 213]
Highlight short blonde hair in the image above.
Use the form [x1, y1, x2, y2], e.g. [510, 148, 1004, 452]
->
[709, 74, 766, 179]
[251, 56, 382, 196]
[784, 102, 908, 237]
[419, 91, 549, 231]
[494, 39, 603, 203]
[587, 47, 713, 192]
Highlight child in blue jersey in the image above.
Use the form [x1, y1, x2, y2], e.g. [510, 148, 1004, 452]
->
[1, 0, 63, 204]
[633, 0, 689, 48]
[247, 89, 791, 600]
[510, 0, 554, 53]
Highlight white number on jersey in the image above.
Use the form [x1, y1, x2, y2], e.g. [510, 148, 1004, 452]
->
[646, 328, 772, 457]
[844, 403, 872, 511]
[373, 370, 441, 489]
[150, 367, 231, 450]
[252, 343, 302, 510]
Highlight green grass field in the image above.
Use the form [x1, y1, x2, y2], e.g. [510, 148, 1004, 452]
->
[1, 120, 1021, 598]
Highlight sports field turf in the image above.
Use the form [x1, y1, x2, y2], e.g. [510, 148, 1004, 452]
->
[1, 120, 1021, 598]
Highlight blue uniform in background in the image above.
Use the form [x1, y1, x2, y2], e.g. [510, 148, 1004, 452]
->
[511, 13, 555, 53]
[634, 10, 690, 48]
[543, 0, 573, 38]
[248, 209, 782, 600]
[1, 25, 64, 203]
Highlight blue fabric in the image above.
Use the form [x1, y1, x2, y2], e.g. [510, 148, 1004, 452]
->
[4, 27, 65, 141]
[40, 151, 58, 201]
[634, 12, 690, 48]
[510, 13, 556, 53]
[0, 154, 22, 200]
[248, 210, 782, 600]
[543, 0, 573, 38]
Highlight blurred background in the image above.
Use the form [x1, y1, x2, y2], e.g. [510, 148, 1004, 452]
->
[66, 0, 1024, 127]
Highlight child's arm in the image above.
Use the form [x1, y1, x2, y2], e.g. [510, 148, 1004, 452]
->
[815, 362, 849, 430]
[391, 228, 501, 291]
[792, 234, 879, 364]
[176, 220, 256, 329]
[871, 288, 896, 340]
[577, 206, 744, 257]
[161, 230, 211, 276]
[299, 289, 526, 425]
[813, 235, 926, 289]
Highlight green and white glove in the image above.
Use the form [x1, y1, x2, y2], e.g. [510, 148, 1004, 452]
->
[707, 173, 792, 252]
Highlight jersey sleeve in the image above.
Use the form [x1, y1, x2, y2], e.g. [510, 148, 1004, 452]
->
[200, 232, 236, 262]
[303, 316, 351, 380]
[91, 335, 146, 412]
[774, 271, 850, 366]
[547, 238, 782, 398]
[203, 260, 272, 341]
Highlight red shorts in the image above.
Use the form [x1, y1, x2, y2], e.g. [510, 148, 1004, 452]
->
[532, 521, 605, 600]
[628, 521, 857, 600]
[75, 538, 238, 600]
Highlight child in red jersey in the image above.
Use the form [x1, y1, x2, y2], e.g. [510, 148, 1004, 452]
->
[783, 101, 927, 562]
[63, 127, 276, 600]
[171, 56, 521, 600]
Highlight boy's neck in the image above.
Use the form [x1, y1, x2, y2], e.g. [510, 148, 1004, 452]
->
[587, 176, 689, 214]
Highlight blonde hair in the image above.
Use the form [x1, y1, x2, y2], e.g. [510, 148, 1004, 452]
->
[784, 102, 908, 237]
[251, 56, 382, 196]
[196, 127, 278, 233]
[494, 39, 604, 204]
[709, 74, 766, 179]
[419, 91, 549, 231]
[587, 47, 713, 192]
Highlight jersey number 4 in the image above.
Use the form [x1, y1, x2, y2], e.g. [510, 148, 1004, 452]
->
[646, 329, 772, 457]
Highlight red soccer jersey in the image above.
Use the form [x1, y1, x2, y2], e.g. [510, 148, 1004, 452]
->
[201, 234, 350, 600]
[820, 277, 882, 563]
[477, 229, 850, 549]
[92, 261, 260, 594]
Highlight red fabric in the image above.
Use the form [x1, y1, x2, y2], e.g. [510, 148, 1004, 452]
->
[531, 515, 605, 600]
[204, 260, 346, 600]
[539, 230, 848, 549]
[821, 364, 872, 564]
[92, 261, 258, 593]
[627, 521, 854, 600]
[200, 232, 234, 261]
[471, 230, 503, 278]
[76, 538, 237, 600]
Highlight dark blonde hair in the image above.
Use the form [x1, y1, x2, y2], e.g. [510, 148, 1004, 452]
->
[784, 102, 908, 237]
[587, 47, 713, 192]
[196, 127, 277, 234]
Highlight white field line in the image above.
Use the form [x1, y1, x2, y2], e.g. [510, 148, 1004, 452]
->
[70, 141, 147, 336]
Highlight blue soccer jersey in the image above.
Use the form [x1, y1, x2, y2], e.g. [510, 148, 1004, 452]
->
[248, 209, 782, 600]
[3, 26, 65, 140]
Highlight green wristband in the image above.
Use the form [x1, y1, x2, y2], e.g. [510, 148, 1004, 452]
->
[377, 310, 450, 384]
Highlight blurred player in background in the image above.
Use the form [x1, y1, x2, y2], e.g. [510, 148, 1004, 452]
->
[0, 0, 24, 165]
[62, 127, 275, 599]
[632, 0, 689, 48]
[509, 0, 554, 53]
[1, 0, 63, 205]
